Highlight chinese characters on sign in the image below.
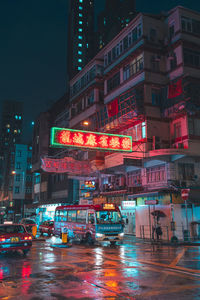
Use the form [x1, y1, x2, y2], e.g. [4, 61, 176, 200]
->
[41, 157, 92, 175]
[50, 127, 132, 152]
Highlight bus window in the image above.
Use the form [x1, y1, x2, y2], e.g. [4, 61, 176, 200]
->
[77, 210, 86, 223]
[68, 210, 76, 222]
[96, 211, 122, 224]
[55, 210, 59, 222]
[88, 212, 95, 224]
[63, 210, 67, 222]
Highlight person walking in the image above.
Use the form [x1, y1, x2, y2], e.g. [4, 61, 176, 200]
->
[155, 223, 162, 240]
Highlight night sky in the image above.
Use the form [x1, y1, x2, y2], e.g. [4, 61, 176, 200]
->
[0, 0, 200, 142]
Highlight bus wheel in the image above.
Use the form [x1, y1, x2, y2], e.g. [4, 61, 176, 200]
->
[86, 233, 94, 245]
[110, 241, 116, 246]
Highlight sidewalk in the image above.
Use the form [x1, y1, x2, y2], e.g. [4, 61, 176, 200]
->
[124, 234, 200, 246]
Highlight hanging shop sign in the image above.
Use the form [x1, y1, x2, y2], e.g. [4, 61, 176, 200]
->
[50, 127, 132, 152]
[122, 201, 136, 209]
[41, 157, 92, 175]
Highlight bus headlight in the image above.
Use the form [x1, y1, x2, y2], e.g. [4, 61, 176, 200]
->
[119, 233, 124, 237]
[96, 233, 104, 238]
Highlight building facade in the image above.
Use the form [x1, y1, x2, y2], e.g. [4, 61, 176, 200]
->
[97, 0, 136, 50]
[67, 0, 95, 79]
[67, 6, 200, 241]
[32, 6, 200, 241]
[0, 101, 23, 208]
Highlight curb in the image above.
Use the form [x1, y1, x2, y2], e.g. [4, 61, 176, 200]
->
[32, 238, 46, 242]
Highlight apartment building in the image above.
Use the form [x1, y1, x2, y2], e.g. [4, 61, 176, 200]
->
[67, 6, 200, 241]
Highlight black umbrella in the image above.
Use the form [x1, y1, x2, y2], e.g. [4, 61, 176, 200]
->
[151, 210, 166, 218]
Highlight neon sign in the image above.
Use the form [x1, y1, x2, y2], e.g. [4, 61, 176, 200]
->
[41, 157, 92, 175]
[50, 127, 132, 152]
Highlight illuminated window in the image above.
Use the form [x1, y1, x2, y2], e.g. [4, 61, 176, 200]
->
[86, 43, 88, 48]
[78, 51, 82, 55]
[78, 43, 82, 47]
[78, 58, 82, 62]
[19, 116, 21, 120]
[7, 128, 10, 133]
[15, 115, 18, 119]
[79, 13, 83, 17]
[78, 35, 82, 39]
[79, 0, 83, 2]
[79, 6, 83, 10]
[6, 124, 10, 128]
[79, 21, 83, 25]
[78, 67, 82, 71]
[14, 129, 17, 134]
[78, 28, 82, 32]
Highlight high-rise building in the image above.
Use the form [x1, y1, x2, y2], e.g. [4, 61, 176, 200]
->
[67, 0, 95, 80]
[0, 100, 23, 205]
[97, 0, 136, 50]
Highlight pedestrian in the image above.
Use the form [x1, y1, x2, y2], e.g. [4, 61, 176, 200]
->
[155, 223, 162, 240]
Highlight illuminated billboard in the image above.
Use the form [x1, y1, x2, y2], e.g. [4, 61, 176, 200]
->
[50, 127, 132, 152]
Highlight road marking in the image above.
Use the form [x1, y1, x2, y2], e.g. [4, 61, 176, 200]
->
[169, 247, 187, 267]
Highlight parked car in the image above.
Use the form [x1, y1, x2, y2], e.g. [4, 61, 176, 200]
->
[20, 219, 36, 233]
[0, 224, 32, 255]
[39, 221, 54, 236]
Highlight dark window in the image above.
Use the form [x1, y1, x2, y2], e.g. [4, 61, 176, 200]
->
[178, 163, 194, 180]
[107, 72, 120, 93]
[123, 36, 128, 50]
[152, 89, 161, 106]
[16, 162, 21, 169]
[15, 186, 20, 194]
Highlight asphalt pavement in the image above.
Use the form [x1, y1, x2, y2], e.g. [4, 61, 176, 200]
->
[0, 235, 200, 299]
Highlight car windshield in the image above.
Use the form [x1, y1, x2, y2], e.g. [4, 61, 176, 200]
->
[96, 211, 122, 224]
[48, 222, 54, 226]
[0, 225, 25, 234]
[23, 220, 36, 225]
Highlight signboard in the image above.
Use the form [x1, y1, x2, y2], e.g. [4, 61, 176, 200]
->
[122, 201, 136, 209]
[41, 157, 91, 175]
[145, 200, 158, 205]
[50, 127, 132, 152]
[181, 189, 190, 201]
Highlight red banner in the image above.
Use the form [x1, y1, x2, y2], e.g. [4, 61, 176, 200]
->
[168, 79, 183, 99]
[41, 157, 92, 175]
[107, 98, 119, 117]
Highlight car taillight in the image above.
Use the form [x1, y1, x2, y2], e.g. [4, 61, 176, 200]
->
[24, 236, 32, 240]
[0, 238, 5, 242]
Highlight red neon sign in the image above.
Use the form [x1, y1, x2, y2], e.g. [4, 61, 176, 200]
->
[50, 127, 132, 152]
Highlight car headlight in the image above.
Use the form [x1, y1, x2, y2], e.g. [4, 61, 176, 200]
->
[119, 233, 124, 237]
[96, 233, 104, 238]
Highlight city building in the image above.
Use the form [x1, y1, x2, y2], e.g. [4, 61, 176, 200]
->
[31, 95, 79, 223]
[9, 144, 33, 221]
[32, 5, 200, 242]
[67, 0, 95, 80]
[97, 0, 136, 50]
[67, 6, 200, 241]
[0, 100, 23, 208]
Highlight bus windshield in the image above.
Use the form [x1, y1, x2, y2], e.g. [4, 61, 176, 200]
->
[96, 210, 122, 224]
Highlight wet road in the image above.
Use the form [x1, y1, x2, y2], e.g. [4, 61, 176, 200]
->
[0, 236, 200, 300]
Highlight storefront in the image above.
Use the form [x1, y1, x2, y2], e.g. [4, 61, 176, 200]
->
[119, 199, 136, 235]
[36, 203, 63, 224]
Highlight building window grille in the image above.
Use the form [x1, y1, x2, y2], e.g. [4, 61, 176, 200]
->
[16, 162, 21, 169]
[146, 165, 166, 183]
[123, 55, 144, 81]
